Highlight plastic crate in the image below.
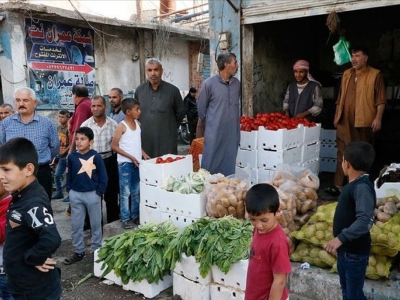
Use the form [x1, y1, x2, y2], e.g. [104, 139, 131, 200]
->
[301, 142, 320, 163]
[122, 275, 172, 298]
[320, 157, 337, 173]
[140, 182, 160, 207]
[209, 283, 245, 300]
[139, 154, 192, 186]
[257, 147, 302, 169]
[320, 129, 337, 144]
[159, 189, 207, 218]
[139, 203, 162, 225]
[93, 249, 122, 286]
[174, 253, 212, 284]
[239, 130, 258, 150]
[374, 178, 400, 198]
[300, 159, 320, 175]
[257, 126, 303, 151]
[257, 168, 275, 183]
[302, 123, 321, 145]
[173, 272, 210, 300]
[236, 148, 257, 168]
[211, 260, 248, 291]
[160, 212, 199, 231]
[320, 143, 337, 158]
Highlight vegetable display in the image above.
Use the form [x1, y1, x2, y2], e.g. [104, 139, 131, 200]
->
[161, 169, 210, 194]
[96, 221, 178, 284]
[240, 112, 317, 132]
[164, 216, 253, 278]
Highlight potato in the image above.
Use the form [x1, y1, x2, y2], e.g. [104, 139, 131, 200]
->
[303, 188, 318, 201]
[236, 200, 245, 218]
[396, 202, 400, 209]
[376, 212, 391, 223]
[280, 201, 287, 210]
[376, 198, 386, 207]
[383, 201, 398, 216]
[378, 205, 385, 212]
[300, 199, 314, 214]
[216, 204, 228, 217]
[228, 194, 238, 207]
[220, 197, 231, 208]
[227, 206, 237, 217]
[296, 191, 307, 201]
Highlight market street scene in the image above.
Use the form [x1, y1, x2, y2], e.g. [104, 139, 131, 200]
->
[0, 0, 400, 299]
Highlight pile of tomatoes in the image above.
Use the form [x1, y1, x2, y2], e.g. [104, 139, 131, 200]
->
[155, 156, 185, 164]
[240, 112, 317, 132]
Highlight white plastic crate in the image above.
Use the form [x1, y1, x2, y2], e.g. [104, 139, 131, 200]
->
[122, 275, 173, 298]
[93, 249, 122, 286]
[159, 189, 207, 218]
[301, 142, 320, 163]
[211, 260, 248, 291]
[160, 212, 199, 231]
[320, 143, 337, 158]
[257, 126, 303, 151]
[234, 166, 257, 186]
[139, 154, 192, 186]
[173, 272, 210, 300]
[257, 147, 302, 169]
[374, 178, 400, 198]
[320, 157, 337, 173]
[320, 129, 337, 144]
[174, 253, 212, 284]
[236, 148, 257, 168]
[301, 159, 320, 175]
[257, 168, 275, 183]
[140, 203, 162, 225]
[239, 130, 258, 150]
[210, 283, 245, 300]
[302, 123, 321, 145]
[140, 182, 161, 207]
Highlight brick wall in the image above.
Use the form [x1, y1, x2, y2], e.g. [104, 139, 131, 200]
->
[188, 41, 203, 93]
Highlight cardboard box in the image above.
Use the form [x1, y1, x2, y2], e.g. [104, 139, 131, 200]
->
[211, 260, 248, 291]
[257, 126, 303, 151]
[236, 148, 257, 168]
[159, 189, 207, 218]
[122, 275, 173, 298]
[257, 147, 302, 169]
[239, 130, 258, 150]
[139, 203, 162, 225]
[173, 272, 210, 300]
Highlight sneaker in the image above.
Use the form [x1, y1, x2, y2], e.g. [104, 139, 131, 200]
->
[122, 221, 134, 229]
[51, 192, 63, 199]
[132, 217, 140, 226]
[63, 252, 85, 265]
[62, 196, 70, 202]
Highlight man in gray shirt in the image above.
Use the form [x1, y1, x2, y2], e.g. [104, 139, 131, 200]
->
[108, 88, 125, 123]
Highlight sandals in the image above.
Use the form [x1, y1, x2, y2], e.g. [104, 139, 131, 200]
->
[63, 252, 85, 265]
[324, 185, 341, 196]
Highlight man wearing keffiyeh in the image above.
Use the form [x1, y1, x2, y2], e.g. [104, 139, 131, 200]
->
[283, 59, 323, 121]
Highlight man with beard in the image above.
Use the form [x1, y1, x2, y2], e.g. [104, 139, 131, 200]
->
[283, 59, 323, 121]
[108, 88, 125, 123]
[134, 58, 185, 157]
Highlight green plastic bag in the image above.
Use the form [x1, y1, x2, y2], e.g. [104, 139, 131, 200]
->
[333, 36, 351, 66]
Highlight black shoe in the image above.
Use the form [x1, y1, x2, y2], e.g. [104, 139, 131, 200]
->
[132, 217, 140, 226]
[122, 221, 134, 229]
[324, 185, 341, 196]
[63, 252, 85, 265]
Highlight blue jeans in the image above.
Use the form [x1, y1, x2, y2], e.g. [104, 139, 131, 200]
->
[54, 157, 67, 192]
[118, 162, 140, 222]
[337, 250, 368, 300]
[0, 274, 14, 300]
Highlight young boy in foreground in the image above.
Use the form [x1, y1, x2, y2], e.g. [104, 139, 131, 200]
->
[64, 127, 107, 265]
[245, 183, 291, 300]
[324, 141, 376, 300]
[0, 137, 62, 299]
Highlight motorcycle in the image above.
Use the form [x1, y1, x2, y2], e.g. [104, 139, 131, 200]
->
[178, 117, 191, 145]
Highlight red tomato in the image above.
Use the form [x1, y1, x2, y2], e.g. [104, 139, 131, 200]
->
[156, 157, 163, 164]
[166, 157, 174, 163]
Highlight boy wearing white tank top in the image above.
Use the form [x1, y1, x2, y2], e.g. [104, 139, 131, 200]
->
[111, 98, 150, 229]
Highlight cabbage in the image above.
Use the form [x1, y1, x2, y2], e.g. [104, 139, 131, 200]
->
[161, 175, 179, 191]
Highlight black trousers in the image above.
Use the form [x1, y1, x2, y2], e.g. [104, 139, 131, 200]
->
[103, 154, 120, 223]
[37, 163, 53, 201]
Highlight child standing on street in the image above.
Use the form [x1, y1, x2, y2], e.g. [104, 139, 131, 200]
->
[245, 183, 291, 300]
[0, 181, 13, 300]
[52, 110, 70, 201]
[0, 137, 62, 299]
[111, 98, 150, 229]
[64, 127, 108, 265]
[324, 141, 376, 300]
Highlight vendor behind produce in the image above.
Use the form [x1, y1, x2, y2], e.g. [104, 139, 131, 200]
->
[283, 59, 323, 121]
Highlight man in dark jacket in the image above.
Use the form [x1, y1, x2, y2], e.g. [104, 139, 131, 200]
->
[184, 87, 198, 144]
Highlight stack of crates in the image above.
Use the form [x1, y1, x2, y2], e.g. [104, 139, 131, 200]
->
[236, 124, 321, 183]
[319, 129, 337, 173]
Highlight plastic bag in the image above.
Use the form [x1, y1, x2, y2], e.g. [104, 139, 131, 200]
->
[333, 36, 351, 66]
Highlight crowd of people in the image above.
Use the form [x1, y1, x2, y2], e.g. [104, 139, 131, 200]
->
[0, 46, 386, 299]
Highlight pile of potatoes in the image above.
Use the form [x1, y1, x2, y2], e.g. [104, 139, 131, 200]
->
[205, 176, 248, 219]
[290, 242, 336, 268]
[374, 197, 400, 225]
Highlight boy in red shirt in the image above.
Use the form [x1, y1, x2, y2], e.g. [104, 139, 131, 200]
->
[245, 184, 292, 300]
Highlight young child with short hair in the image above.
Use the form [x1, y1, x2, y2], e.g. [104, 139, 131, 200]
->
[324, 141, 376, 300]
[245, 183, 291, 300]
[111, 98, 150, 229]
[52, 110, 70, 201]
[0, 181, 13, 300]
[0, 137, 62, 299]
[64, 127, 108, 265]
